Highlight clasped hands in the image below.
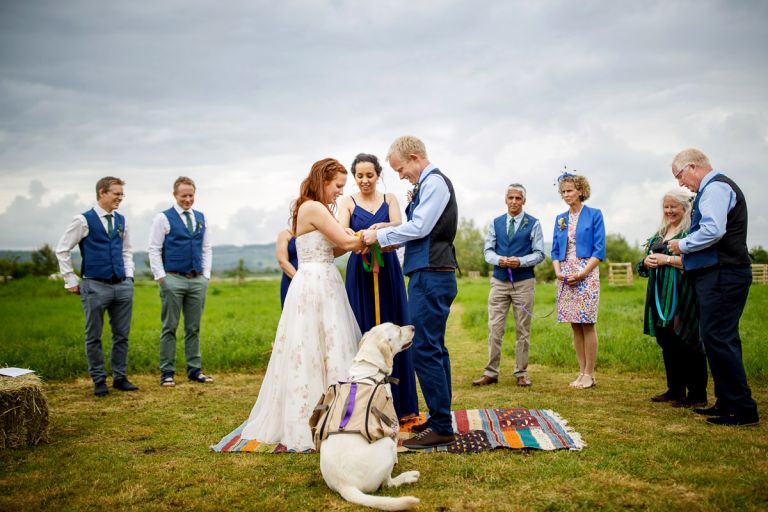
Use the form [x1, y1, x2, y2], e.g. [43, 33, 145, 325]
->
[556, 270, 587, 286]
[497, 256, 521, 269]
[643, 253, 669, 269]
[354, 224, 397, 254]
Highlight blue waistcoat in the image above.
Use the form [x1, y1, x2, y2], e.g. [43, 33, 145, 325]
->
[79, 208, 126, 280]
[162, 208, 205, 273]
[402, 169, 458, 276]
[684, 174, 750, 271]
[491, 213, 536, 282]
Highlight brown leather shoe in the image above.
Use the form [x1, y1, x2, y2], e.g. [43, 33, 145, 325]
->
[403, 428, 455, 449]
[516, 376, 531, 387]
[410, 421, 430, 433]
[472, 375, 498, 386]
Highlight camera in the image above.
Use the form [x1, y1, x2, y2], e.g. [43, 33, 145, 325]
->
[650, 240, 667, 254]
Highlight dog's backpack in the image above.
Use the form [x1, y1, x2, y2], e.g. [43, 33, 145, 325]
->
[309, 378, 399, 452]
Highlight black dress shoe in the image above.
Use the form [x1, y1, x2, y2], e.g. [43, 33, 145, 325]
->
[706, 414, 760, 427]
[693, 404, 729, 417]
[650, 390, 685, 403]
[113, 378, 139, 391]
[94, 381, 108, 397]
[671, 396, 708, 408]
[403, 428, 455, 449]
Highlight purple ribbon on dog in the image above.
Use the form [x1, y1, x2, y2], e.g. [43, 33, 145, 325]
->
[338, 382, 357, 430]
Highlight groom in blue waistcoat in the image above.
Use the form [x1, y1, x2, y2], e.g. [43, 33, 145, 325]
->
[55, 176, 138, 397]
[668, 148, 758, 426]
[362, 135, 458, 449]
[472, 183, 545, 388]
[148, 176, 213, 387]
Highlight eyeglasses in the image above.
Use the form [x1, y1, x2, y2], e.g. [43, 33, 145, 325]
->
[673, 163, 691, 179]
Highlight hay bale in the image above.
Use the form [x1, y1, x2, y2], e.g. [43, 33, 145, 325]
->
[0, 373, 50, 448]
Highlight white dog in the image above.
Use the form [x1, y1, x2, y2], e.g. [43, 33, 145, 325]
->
[319, 322, 420, 511]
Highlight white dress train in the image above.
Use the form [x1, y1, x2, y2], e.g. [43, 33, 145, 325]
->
[240, 230, 361, 451]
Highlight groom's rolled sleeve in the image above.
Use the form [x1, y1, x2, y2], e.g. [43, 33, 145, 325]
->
[377, 175, 450, 248]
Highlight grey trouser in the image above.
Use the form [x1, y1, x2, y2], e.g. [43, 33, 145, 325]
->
[159, 274, 208, 377]
[484, 276, 534, 378]
[79, 278, 134, 383]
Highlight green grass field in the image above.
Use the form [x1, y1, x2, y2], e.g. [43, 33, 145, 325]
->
[1, 277, 767, 511]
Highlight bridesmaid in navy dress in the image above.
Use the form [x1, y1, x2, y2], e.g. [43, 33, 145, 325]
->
[276, 228, 298, 308]
[338, 153, 419, 421]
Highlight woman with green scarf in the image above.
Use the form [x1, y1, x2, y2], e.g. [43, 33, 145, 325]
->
[638, 189, 707, 407]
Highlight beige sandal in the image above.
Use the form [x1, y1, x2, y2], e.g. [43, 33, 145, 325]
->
[576, 374, 596, 389]
[569, 373, 584, 388]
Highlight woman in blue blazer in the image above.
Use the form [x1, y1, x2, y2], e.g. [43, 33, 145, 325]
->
[551, 173, 605, 389]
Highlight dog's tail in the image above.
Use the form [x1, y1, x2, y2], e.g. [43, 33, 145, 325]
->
[337, 485, 419, 511]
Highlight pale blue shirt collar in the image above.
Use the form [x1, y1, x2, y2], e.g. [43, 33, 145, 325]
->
[697, 169, 721, 192]
[417, 163, 437, 185]
[506, 210, 525, 224]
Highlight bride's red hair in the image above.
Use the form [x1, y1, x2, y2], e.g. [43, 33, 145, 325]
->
[291, 158, 347, 234]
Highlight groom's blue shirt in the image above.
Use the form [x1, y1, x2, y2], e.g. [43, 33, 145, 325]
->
[377, 164, 450, 247]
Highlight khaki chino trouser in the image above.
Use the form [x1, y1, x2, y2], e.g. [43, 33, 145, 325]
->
[484, 276, 535, 379]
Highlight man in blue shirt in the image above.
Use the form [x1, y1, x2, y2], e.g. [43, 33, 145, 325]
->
[473, 184, 545, 388]
[361, 136, 458, 449]
[668, 148, 758, 426]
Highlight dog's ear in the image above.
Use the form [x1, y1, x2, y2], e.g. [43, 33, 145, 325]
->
[375, 336, 394, 372]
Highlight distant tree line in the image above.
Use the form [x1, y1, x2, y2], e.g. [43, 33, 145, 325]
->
[453, 217, 768, 282]
[2, 238, 767, 284]
[0, 244, 59, 280]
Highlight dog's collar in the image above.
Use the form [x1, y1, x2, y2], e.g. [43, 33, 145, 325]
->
[343, 374, 399, 386]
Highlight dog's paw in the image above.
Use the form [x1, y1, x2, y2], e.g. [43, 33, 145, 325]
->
[387, 470, 421, 487]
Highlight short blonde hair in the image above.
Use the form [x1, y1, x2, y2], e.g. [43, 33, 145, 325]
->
[387, 135, 428, 162]
[173, 176, 196, 193]
[558, 174, 591, 202]
[672, 148, 711, 171]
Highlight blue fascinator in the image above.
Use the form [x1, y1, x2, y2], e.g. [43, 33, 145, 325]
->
[554, 166, 577, 185]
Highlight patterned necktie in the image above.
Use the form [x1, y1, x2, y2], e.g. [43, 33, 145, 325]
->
[105, 214, 114, 237]
[412, 183, 420, 200]
[183, 211, 194, 234]
[507, 217, 516, 239]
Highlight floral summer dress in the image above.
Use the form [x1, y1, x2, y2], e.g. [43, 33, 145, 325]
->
[234, 230, 360, 451]
[557, 211, 600, 323]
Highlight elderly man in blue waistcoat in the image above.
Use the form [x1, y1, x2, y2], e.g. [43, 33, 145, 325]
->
[55, 176, 138, 397]
[361, 135, 458, 449]
[668, 148, 759, 427]
[148, 176, 213, 387]
[473, 183, 545, 388]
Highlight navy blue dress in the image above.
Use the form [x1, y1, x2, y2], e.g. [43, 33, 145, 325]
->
[345, 196, 419, 419]
[279, 236, 298, 308]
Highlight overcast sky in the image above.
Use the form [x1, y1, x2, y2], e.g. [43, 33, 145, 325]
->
[1, 1, 767, 253]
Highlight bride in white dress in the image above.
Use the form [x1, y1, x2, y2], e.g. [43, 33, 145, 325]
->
[239, 158, 366, 452]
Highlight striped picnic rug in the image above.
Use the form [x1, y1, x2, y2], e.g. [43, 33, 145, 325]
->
[211, 407, 584, 454]
[400, 408, 585, 453]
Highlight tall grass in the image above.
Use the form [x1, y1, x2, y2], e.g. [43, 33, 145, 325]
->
[2, 277, 767, 511]
[455, 278, 767, 380]
[1, 276, 766, 381]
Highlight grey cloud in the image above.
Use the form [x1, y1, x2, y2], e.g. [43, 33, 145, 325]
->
[1, 1, 767, 249]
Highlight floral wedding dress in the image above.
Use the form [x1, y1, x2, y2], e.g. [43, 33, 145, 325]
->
[238, 230, 360, 451]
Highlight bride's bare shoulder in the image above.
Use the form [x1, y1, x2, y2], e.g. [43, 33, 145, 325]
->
[298, 200, 326, 213]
